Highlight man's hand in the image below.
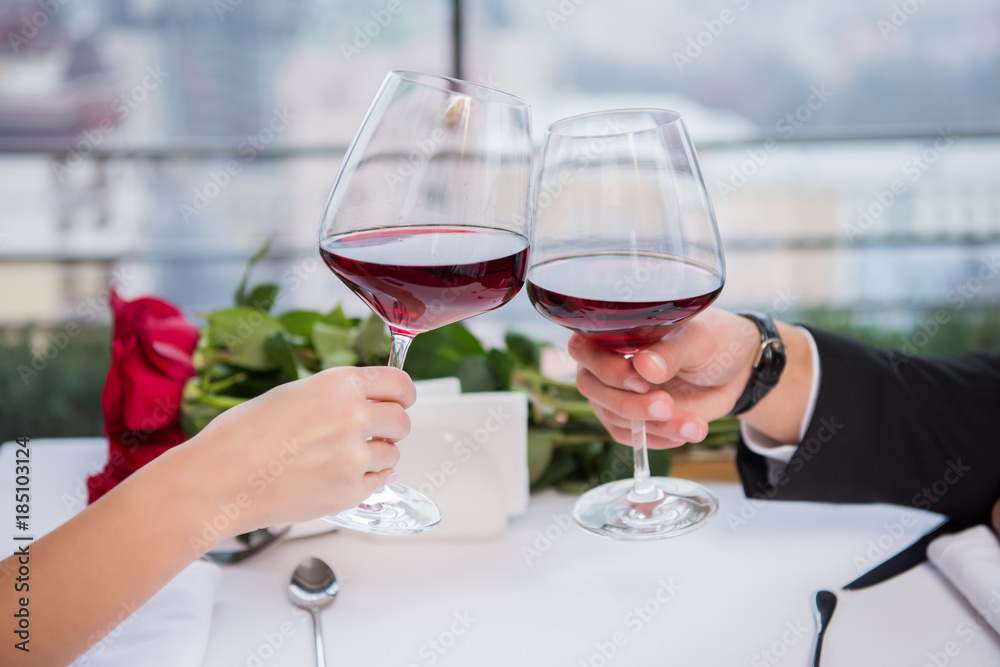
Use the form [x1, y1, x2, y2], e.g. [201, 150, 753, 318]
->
[569, 308, 813, 448]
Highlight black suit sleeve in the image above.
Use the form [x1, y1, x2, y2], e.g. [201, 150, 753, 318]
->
[736, 326, 1000, 527]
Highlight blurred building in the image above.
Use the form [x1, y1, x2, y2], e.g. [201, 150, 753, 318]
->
[0, 0, 997, 342]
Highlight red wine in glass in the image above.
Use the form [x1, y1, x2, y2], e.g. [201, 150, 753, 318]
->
[528, 254, 723, 355]
[321, 225, 529, 335]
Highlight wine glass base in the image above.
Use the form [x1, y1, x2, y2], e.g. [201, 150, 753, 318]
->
[323, 483, 442, 536]
[571, 477, 718, 541]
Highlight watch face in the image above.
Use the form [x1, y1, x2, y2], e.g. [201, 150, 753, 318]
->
[768, 340, 787, 356]
[758, 340, 788, 384]
[753, 336, 783, 368]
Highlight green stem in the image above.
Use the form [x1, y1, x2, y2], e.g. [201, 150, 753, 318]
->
[199, 394, 248, 409]
[205, 372, 248, 393]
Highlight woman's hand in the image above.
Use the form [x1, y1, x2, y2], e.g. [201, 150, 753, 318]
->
[172, 365, 416, 535]
[569, 308, 812, 448]
[3, 365, 416, 667]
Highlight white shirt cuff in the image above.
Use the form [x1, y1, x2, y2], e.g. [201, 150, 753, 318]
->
[740, 326, 821, 474]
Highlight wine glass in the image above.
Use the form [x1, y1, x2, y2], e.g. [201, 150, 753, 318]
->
[527, 109, 726, 540]
[318, 71, 533, 535]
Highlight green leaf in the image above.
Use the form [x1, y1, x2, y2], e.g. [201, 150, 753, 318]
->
[312, 322, 357, 363]
[505, 331, 541, 369]
[234, 238, 273, 307]
[556, 478, 594, 495]
[530, 452, 575, 491]
[647, 448, 672, 477]
[204, 371, 248, 394]
[182, 377, 202, 401]
[278, 310, 326, 340]
[321, 350, 357, 369]
[579, 440, 605, 478]
[181, 398, 230, 437]
[486, 348, 515, 391]
[205, 308, 283, 370]
[405, 323, 485, 379]
[246, 283, 280, 314]
[595, 443, 632, 483]
[354, 313, 390, 364]
[453, 355, 495, 392]
[323, 305, 357, 329]
[265, 332, 301, 381]
[527, 429, 557, 484]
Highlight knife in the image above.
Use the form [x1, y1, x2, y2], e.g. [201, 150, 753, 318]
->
[811, 519, 956, 665]
[842, 519, 955, 591]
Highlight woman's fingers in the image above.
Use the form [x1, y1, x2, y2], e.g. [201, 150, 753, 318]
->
[362, 468, 395, 497]
[319, 366, 417, 408]
[362, 402, 411, 442]
[362, 367, 417, 407]
[365, 438, 401, 472]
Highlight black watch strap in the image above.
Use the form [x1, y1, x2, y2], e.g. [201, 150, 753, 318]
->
[727, 312, 788, 417]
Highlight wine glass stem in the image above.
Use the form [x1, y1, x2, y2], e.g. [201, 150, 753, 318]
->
[376, 330, 415, 495]
[388, 330, 414, 370]
[628, 418, 661, 502]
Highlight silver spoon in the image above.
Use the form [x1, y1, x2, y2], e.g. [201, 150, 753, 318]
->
[288, 557, 339, 667]
[812, 589, 838, 666]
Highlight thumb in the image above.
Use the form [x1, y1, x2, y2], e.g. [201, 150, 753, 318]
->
[632, 318, 716, 384]
[363, 468, 397, 496]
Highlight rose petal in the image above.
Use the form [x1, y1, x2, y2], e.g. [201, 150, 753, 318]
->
[94, 290, 198, 502]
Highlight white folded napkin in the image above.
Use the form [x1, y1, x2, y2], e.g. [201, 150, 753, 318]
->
[388, 383, 529, 540]
[822, 561, 1000, 665]
[71, 560, 221, 667]
[928, 524, 1000, 635]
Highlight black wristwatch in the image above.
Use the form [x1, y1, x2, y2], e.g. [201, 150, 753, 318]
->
[727, 312, 787, 416]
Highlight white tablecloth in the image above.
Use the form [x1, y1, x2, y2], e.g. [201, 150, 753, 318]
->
[4, 438, 998, 665]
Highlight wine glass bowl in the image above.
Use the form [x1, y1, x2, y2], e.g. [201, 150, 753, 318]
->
[528, 109, 725, 540]
[319, 226, 528, 337]
[318, 71, 533, 535]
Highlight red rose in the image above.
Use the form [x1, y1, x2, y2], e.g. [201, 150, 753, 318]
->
[87, 289, 200, 503]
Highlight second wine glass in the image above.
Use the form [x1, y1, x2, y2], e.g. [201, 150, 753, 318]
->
[528, 109, 726, 540]
[318, 71, 534, 535]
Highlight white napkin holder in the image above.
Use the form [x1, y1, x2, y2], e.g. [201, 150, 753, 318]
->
[293, 378, 529, 541]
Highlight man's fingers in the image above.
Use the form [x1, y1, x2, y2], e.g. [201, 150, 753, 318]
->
[577, 368, 673, 421]
[568, 333, 650, 393]
[601, 420, 690, 450]
[590, 403, 709, 446]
